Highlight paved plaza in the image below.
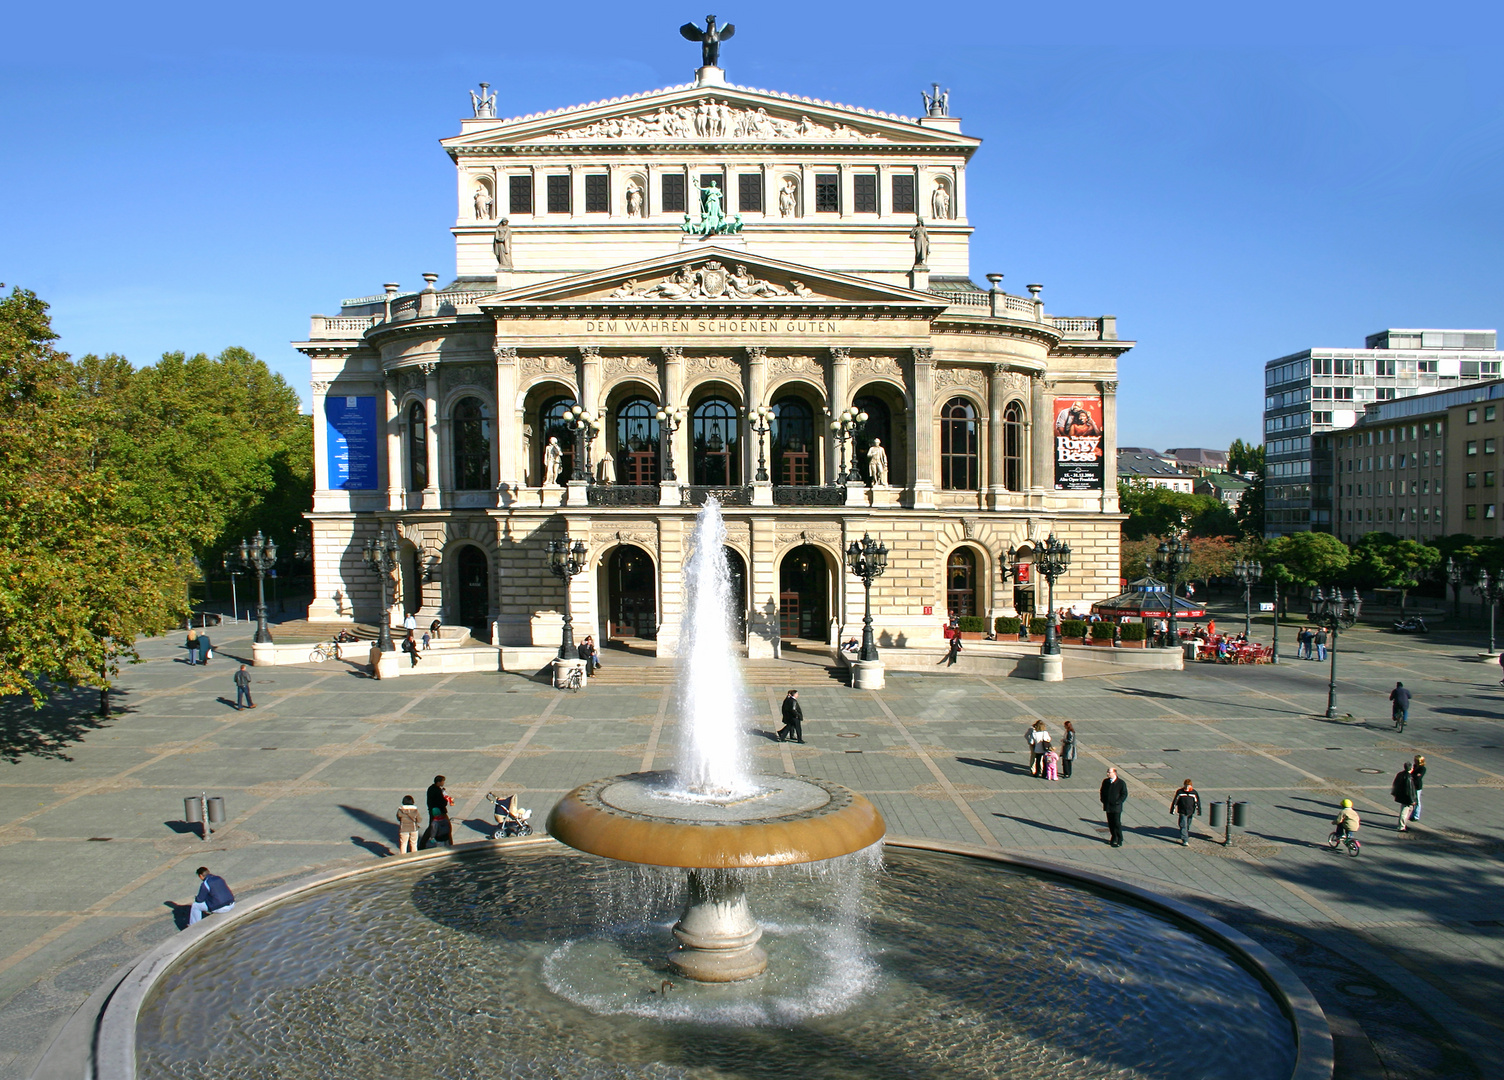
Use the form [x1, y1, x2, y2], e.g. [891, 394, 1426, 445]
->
[1, 615, 1502, 1079]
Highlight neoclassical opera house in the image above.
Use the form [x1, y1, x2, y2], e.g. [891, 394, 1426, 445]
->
[297, 54, 1132, 656]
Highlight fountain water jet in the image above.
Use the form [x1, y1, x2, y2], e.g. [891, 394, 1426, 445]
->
[547, 498, 885, 982]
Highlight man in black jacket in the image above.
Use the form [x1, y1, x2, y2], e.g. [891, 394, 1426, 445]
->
[1169, 778, 1201, 847]
[1392, 761, 1417, 832]
[778, 690, 804, 743]
[1100, 767, 1128, 847]
[420, 775, 452, 849]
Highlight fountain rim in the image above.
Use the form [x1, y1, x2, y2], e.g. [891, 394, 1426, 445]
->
[74, 836, 1333, 1080]
[545, 771, 887, 868]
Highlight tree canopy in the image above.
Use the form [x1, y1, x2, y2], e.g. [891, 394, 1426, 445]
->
[1227, 438, 1264, 475]
[1262, 531, 1351, 587]
[1342, 533, 1440, 593]
[1117, 480, 1239, 541]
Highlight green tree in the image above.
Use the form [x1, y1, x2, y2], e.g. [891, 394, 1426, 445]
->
[1233, 469, 1265, 539]
[1343, 533, 1440, 610]
[1122, 535, 1237, 585]
[1117, 480, 1239, 540]
[1227, 438, 1264, 475]
[1264, 531, 1351, 587]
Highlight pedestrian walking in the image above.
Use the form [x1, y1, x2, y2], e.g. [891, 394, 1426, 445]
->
[233, 665, 254, 710]
[1169, 778, 1201, 847]
[1412, 754, 1427, 820]
[944, 633, 962, 666]
[1060, 721, 1078, 778]
[1296, 628, 1311, 660]
[1314, 628, 1327, 661]
[777, 690, 804, 743]
[185, 627, 199, 665]
[1100, 767, 1128, 847]
[1028, 720, 1051, 778]
[198, 631, 212, 666]
[1389, 682, 1411, 727]
[1392, 761, 1417, 831]
[188, 866, 235, 925]
[403, 612, 418, 634]
[396, 795, 422, 854]
[419, 775, 453, 849]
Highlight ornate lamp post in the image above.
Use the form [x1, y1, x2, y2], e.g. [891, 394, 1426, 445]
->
[1152, 533, 1192, 648]
[655, 404, 686, 482]
[361, 530, 400, 651]
[1310, 586, 1362, 718]
[1446, 556, 1466, 620]
[749, 404, 772, 483]
[1233, 558, 1263, 640]
[1034, 533, 1072, 655]
[564, 404, 603, 482]
[547, 537, 588, 659]
[1468, 565, 1504, 654]
[237, 531, 278, 644]
[846, 533, 888, 661]
[828, 406, 868, 484]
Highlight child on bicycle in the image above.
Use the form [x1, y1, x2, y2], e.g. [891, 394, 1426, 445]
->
[1332, 798, 1361, 840]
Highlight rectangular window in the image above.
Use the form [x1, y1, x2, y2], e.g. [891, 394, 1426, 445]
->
[1422, 479, 1429, 493]
[1468, 441, 1478, 456]
[738, 172, 763, 213]
[1489, 406, 1498, 422]
[853, 173, 877, 213]
[1422, 507, 1430, 522]
[1489, 505, 1498, 519]
[700, 172, 724, 192]
[662, 173, 686, 213]
[1488, 472, 1496, 487]
[892, 173, 915, 214]
[1468, 408, 1478, 423]
[1488, 439, 1497, 454]
[546, 174, 570, 213]
[584, 173, 609, 213]
[1467, 504, 1479, 520]
[509, 174, 533, 215]
[1467, 473, 1478, 488]
[815, 173, 839, 212]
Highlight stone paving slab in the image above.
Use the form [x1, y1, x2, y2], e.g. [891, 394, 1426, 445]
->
[3, 614, 1504, 1078]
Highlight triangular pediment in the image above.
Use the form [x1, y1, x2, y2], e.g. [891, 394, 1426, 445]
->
[444, 82, 979, 153]
[483, 247, 949, 310]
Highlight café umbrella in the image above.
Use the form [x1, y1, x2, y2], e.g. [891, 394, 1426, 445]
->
[1091, 576, 1207, 620]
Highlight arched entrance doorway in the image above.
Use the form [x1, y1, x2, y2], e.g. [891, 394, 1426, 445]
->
[455, 546, 489, 629]
[779, 544, 830, 641]
[608, 545, 657, 639]
[400, 542, 423, 615]
[724, 547, 747, 641]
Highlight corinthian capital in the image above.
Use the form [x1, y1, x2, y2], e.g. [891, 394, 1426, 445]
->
[418, 362, 439, 377]
[663, 346, 685, 362]
[746, 346, 768, 362]
[493, 345, 518, 363]
[580, 345, 602, 361]
[911, 347, 934, 364]
[829, 347, 851, 363]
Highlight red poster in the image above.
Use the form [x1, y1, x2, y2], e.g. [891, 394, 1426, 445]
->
[1052, 396, 1105, 490]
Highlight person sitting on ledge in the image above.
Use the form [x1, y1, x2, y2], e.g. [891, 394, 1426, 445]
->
[188, 866, 235, 925]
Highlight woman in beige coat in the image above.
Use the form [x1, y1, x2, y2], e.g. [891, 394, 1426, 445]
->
[396, 795, 423, 853]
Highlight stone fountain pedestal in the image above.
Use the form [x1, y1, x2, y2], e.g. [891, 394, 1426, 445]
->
[669, 869, 768, 981]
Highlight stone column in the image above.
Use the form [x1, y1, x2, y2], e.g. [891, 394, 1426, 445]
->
[381, 375, 402, 511]
[828, 347, 850, 485]
[1030, 375, 1052, 498]
[747, 347, 771, 504]
[421, 362, 441, 508]
[747, 516, 778, 658]
[581, 345, 603, 476]
[569, 163, 582, 220]
[1099, 379, 1118, 512]
[838, 163, 851, 219]
[311, 380, 331, 495]
[910, 347, 936, 508]
[987, 364, 1007, 509]
[495, 345, 518, 499]
[662, 347, 685, 503]
[529, 165, 542, 217]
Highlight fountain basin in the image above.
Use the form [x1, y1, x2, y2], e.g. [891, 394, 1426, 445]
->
[546, 771, 886, 868]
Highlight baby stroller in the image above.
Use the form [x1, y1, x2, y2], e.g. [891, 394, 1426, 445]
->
[487, 792, 533, 839]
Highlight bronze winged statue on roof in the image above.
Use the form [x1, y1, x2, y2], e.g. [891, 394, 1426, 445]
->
[680, 15, 735, 68]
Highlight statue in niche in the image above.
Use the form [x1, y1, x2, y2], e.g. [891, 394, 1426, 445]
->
[931, 182, 951, 220]
[778, 178, 798, 218]
[474, 182, 493, 220]
[469, 82, 495, 119]
[626, 182, 644, 218]
[866, 439, 889, 487]
[543, 437, 563, 486]
[910, 216, 930, 269]
[598, 450, 615, 484]
[680, 16, 736, 68]
[493, 218, 513, 269]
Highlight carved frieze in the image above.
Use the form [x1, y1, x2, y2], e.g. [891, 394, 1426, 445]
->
[686, 354, 742, 379]
[440, 364, 489, 393]
[776, 527, 842, 550]
[850, 354, 904, 382]
[933, 365, 986, 395]
[398, 369, 425, 397]
[545, 101, 884, 143]
[590, 526, 657, 550]
[610, 260, 811, 300]
[768, 354, 821, 379]
[519, 354, 575, 383]
[602, 354, 657, 380]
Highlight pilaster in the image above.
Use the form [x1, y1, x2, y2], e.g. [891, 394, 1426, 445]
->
[747, 346, 767, 487]
[1099, 379, 1118, 512]
[422, 362, 441, 508]
[1030, 374, 1050, 496]
[581, 345, 603, 476]
[910, 347, 936, 508]
[987, 364, 1006, 508]
[495, 346, 518, 498]
[829, 346, 850, 483]
[663, 346, 687, 477]
[381, 374, 401, 511]
[311, 379, 331, 495]
[747, 516, 778, 658]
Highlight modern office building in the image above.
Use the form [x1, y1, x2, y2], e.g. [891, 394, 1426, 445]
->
[1262, 329, 1503, 536]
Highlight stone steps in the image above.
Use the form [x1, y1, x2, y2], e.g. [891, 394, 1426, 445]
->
[588, 661, 845, 688]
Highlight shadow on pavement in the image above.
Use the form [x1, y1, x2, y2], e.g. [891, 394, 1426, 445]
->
[339, 803, 399, 844]
[0, 686, 125, 764]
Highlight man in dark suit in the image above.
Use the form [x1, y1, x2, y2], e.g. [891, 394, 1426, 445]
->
[1100, 767, 1128, 847]
[778, 690, 804, 743]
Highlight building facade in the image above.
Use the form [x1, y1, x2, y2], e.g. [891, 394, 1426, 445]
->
[296, 61, 1131, 656]
[1262, 328, 1502, 537]
[1116, 450, 1193, 492]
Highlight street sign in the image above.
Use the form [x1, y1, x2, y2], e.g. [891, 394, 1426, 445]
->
[1259, 602, 1274, 611]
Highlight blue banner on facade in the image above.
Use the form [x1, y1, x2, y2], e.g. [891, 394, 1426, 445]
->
[325, 395, 378, 490]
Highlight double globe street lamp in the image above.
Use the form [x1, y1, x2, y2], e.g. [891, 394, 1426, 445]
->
[237, 531, 278, 644]
[749, 404, 773, 482]
[655, 405, 686, 482]
[846, 533, 889, 662]
[1151, 534, 1192, 648]
[563, 404, 603, 482]
[1233, 558, 1263, 640]
[1467, 564, 1504, 655]
[1310, 586, 1362, 718]
[1034, 533, 1072, 656]
[361, 530, 400, 652]
[547, 537, 589, 659]
[828, 406, 868, 484]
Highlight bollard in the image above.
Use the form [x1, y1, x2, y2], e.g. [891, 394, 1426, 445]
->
[1208, 801, 1224, 828]
[206, 796, 225, 826]
[1232, 801, 1249, 828]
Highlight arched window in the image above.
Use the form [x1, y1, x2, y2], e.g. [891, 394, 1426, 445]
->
[452, 397, 492, 490]
[947, 548, 978, 617]
[941, 397, 980, 490]
[1003, 401, 1024, 491]
[692, 397, 740, 485]
[407, 401, 428, 490]
[616, 397, 661, 486]
[772, 396, 815, 485]
[540, 396, 577, 482]
[853, 393, 895, 486]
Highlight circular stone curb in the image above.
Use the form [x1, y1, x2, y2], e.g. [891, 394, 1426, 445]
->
[78, 835, 1331, 1080]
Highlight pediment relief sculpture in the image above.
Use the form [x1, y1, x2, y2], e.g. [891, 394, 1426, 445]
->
[609, 261, 814, 301]
[545, 100, 883, 143]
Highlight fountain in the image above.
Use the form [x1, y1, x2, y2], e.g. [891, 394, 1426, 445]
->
[547, 498, 885, 981]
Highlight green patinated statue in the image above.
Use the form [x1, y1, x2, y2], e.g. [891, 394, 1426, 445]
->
[681, 184, 744, 237]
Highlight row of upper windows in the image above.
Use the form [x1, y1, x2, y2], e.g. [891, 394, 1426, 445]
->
[1344, 449, 1444, 471]
[499, 171, 918, 216]
[1465, 504, 1498, 520]
[1346, 506, 1444, 523]
[1344, 480, 1441, 497]
[1343, 422, 1444, 447]
[1465, 405, 1500, 423]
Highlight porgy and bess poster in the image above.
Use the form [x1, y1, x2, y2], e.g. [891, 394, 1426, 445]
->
[1052, 396, 1104, 490]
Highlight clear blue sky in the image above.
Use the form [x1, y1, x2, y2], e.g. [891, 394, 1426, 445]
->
[4, 1, 1501, 450]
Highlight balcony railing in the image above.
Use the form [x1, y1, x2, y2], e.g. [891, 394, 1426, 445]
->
[682, 485, 752, 507]
[774, 484, 845, 506]
[587, 485, 659, 506]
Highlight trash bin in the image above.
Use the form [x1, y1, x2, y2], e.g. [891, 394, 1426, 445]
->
[184, 796, 204, 823]
[1181, 640, 1201, 661]
[1232, 801, 1249, 827]
[1208, 801, 1224, 828]
[206, 796, 225, 825]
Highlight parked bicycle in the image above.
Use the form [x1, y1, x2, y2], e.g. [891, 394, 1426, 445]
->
[1327, 829, 1361, 857]
[309, 640, 342, 663]
[560, 665, 583, 691]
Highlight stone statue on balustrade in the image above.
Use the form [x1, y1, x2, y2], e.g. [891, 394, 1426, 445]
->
[493, 218, 513, 269]
[470, 83, 496, 119]
[543, 437, 564, 486]
[866, 439, 888, 487]
[598, 450, 615, 485]
[909, 216, 929, 269]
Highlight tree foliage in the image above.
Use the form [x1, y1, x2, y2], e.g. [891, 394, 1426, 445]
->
[1263, 531, 1351, 587]
[1227, 438, 1264, 475]
[1117, 480, 1239, 540]
[1342, 532, 1440, 592]
[1233, 468, 1265, 539]
[1122, 535, 1237, 585]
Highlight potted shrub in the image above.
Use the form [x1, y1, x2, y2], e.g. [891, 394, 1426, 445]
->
[995, 616, 1022, 640]
[1060, 619, 1087, 645]
[1090, 622, 1115, 647]
[1029, 617, 1049, 639]
[1119, 623, 1147, 648]
[956, 615, 988, 641]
